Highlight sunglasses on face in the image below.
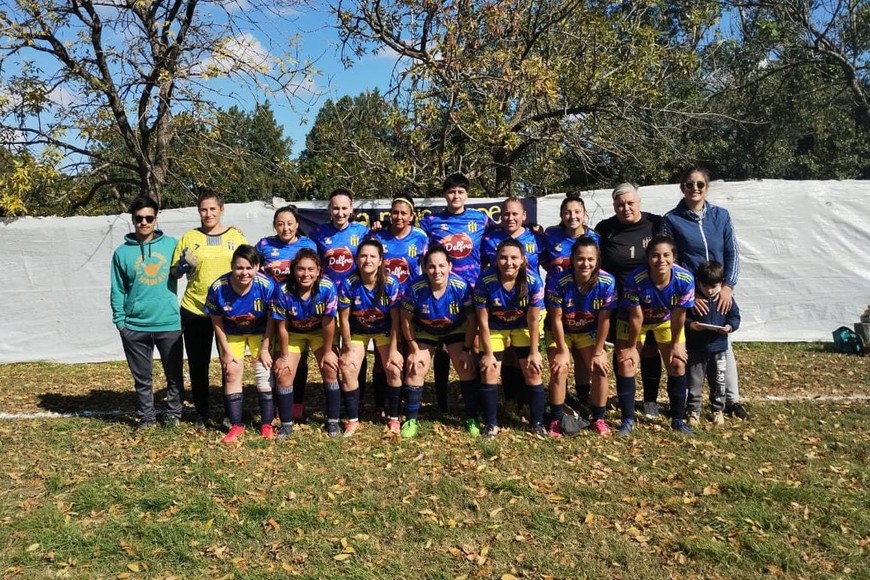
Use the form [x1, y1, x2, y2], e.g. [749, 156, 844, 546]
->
[133, 215, 156, 224]
[682, 181, 706, 190]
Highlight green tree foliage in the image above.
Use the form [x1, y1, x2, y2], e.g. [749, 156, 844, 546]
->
[297, 91, 430, 198]
[333, 0, 721, 194]
[0, 0, 313, 210]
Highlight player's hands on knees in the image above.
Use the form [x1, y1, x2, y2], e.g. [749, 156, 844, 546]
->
[590, 351, 609, 375]
[479, 352, 498, 373]
[669, 343, 688, 365]
[220, 352, 239, 373]
[550, 349, 570, 375]
[259, 349, 273, 370]
[526, 350, 543, 375]
[321, 350, 340, 373]
[387, 349, 403, 372]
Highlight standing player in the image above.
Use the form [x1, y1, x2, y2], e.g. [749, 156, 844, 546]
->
[110, 197, 183, 431]
[309, 189, 371, 410]
[542, 193, 601, 413]
[614, 235, 696, 436]
[205, 245, 276, 443]
[368, 194, 429, 419]
[542, 193, 600, 275]
[172, 190, 248, 429]
[474, 238, 546, 437]
[309, 189, 370, 286]
[481, 197, 545, 410]
[545, 236, 618, 437]
[271, 249, 342, 437]
[255, 205, 318, 422]
[420, 173, 492, 412]
[400, 246, 480, 437]
[337, 240, 404, 436]
[595, 183, 665, 420]
[482, 197, 544, 273]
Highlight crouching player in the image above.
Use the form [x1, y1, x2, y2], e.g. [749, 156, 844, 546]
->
[271, 249, 341, 438]
[546, 236, 618, 437]
[614, 235, 695, 436]
[400, 246, 480, 437]
[474, 238, 546, 437]
[685, 260, 741, 426]
[205, 245, 276, 443]
[337, 240, 404, 437]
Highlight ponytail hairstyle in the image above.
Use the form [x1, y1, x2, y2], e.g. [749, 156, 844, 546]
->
[392, 192, 417, 225]
[286, 248, 323, 296]
[357, 238, 388, 305]
[496, 237, 529, 304]
[570, 235, 601, 287]
[559, 192, 586, 231]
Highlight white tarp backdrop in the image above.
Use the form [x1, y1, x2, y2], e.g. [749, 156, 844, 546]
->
[1, 180, 868, 363]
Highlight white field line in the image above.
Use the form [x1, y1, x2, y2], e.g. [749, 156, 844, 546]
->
[1, 394, 869, 421]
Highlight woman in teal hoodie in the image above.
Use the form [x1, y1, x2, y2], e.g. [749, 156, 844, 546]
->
[110, 196, 183, 431]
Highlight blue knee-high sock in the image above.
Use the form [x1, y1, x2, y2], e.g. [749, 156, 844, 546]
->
[343, 388, 360, 422]
[460, 380, 478, 420]
[405, 385, 423, 420]
[480, 383, 499, 427]
[667, 374, 688, 425]
[325, 381, 341, 422]
[225, 393, 243, 426]
[387, 385, 401, 419]
[591, 405, 606, 421]
[616, 376, 636, 422]
[551, 402, 565, 422]
[276, 386, 294, 427]
[258, 391, 274, 426]
[528, 384, 545, 427]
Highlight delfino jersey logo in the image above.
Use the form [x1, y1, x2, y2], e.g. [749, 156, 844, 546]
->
[325, 248, 354, 273]
[441, 233, 474, 259]
[385, 257, 410, 283]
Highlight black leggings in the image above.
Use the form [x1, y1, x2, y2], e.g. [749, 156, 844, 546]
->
[181, 308, 215, 419]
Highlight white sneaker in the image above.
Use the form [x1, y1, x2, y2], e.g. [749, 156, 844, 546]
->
[711, 411, 725, 426]
[686, 412, 701, 427]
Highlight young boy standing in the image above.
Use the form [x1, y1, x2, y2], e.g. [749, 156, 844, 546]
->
[685, 261, 741, 426]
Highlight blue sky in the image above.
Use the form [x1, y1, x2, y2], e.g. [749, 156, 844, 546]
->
[220, 4, 399, 156]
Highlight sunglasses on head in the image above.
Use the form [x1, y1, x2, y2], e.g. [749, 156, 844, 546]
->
[682, 181, 706, 190]
[133, 214, 156, 224]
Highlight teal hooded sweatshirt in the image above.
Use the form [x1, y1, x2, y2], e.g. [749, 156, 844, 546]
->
[110, 230, 181, 332]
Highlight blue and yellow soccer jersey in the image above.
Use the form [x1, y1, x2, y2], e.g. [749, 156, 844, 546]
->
[309, 221, 370, 285]
[473, 267, 544, 331]
[401, 273, 472, 336]
[204, 272, 275, 336]
[338, 274, 402, 335]
[420, 209, 491, 287]
[622, 265, 695, 324]
[545, 269, 618, 333]
[255, 235, 318, 283]
[482, 228, 544, 274]
[369, 227, 429, 289]
[541, 226, 601, 276]
[272, 278, 338, 333]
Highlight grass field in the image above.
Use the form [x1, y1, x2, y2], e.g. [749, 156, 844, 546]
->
[0, 343, 867, 579]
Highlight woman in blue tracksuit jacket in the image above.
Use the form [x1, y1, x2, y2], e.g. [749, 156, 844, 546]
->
[660, 166, 749, 420]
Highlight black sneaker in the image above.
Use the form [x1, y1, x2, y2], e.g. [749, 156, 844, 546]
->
[194, 417, 209, 430]
[134, 421, 157, 433]
[726, 403, 751, 421]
